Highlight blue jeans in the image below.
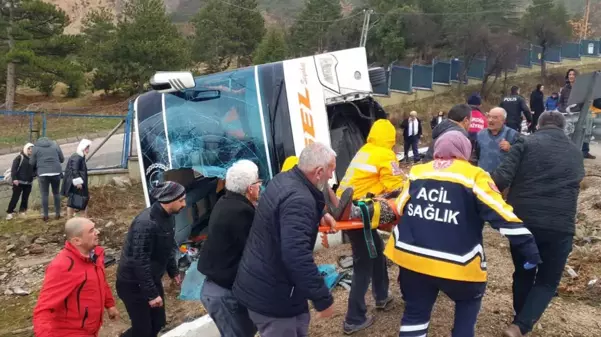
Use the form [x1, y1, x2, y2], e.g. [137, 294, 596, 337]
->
[345, 229, 389, 325]
[38, 175, 61, 218]
[398, 268, 485, 337]
[200, 279, 256, 337]
[510, 228, 573, 334]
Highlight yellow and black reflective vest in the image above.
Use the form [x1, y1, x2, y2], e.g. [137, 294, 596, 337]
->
[384, 159, 538, 283]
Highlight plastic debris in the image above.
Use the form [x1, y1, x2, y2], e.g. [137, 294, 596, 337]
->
[566, 265, 579, 278]
[179, 260, 206, 301]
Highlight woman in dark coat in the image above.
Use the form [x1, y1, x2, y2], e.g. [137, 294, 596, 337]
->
[529, 84, 545, 133]
[62, 139, 91, 218]
[430, 111, 445, 130]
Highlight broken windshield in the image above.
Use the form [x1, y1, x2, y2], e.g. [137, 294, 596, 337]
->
[163, 67, 271, 181]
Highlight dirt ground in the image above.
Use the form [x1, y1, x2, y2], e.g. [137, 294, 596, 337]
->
[2, 161, 601, 336]
[0, 181, 206, 337]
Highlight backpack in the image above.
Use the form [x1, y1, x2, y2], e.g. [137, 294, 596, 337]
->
[3, 154, 24, 184]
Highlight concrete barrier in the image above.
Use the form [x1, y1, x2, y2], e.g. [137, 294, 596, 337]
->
[162, 315, 220, 337]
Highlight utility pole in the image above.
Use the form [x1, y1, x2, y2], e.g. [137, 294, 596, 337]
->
[583, 0, 591, 40]
[359, 9, 373, 48]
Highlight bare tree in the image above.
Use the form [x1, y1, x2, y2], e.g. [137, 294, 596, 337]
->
[521, 0, 571, 82]
[480, 33, 521, 98]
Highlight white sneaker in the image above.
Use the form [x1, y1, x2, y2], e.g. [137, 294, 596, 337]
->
[5, 213, 14, 220]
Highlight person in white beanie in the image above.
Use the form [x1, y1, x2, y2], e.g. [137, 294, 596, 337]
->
[5, 142, 35, 219]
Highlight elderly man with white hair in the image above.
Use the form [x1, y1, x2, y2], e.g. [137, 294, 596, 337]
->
[233, 142, 338, 337]
[400, 110, 423, 163]
[472, 107, 520, 173]
[197, 159, 262, 337]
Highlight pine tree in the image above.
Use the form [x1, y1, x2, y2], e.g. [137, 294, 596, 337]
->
[0, 0, 83, 107]
[252, 28, 288, 64]
[112, 0, 191, 93]
[289, 0, 342, 56]
[192, 0, 265, 73]
[80, 8, 119, 94]
[521, 0, 571, 80]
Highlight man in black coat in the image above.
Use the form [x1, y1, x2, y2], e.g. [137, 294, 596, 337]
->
[400, 111, 423, 163]
[116, 181, 186, 337]
[233, 142, 337, 337]
[197, 160, 262, 337]
[492, 112, 585, 337]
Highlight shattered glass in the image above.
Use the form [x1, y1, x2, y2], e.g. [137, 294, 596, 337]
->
[164, 67, 271, 181]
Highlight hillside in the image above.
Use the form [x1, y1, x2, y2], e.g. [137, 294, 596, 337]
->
[44, 0, 363, 33]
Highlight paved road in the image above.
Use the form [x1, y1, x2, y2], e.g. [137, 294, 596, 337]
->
[0, 133, 138, 173]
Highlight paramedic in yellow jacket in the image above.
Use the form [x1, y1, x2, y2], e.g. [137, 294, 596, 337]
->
[335, 119, 400, 334]
[384, 130, 541, 337]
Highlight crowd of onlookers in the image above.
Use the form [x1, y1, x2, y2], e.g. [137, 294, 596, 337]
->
[4, 137, 91, 221]
[28, 67, 591, 337]
[401, 68, 596, 164]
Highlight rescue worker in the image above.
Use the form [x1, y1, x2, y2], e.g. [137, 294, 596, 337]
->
[281, 156, 299, 172]
[384, 130, 541, 337]
[499, 86, 532, 132]
[467, 93, 488, 144]
[336, 119, 400, 334]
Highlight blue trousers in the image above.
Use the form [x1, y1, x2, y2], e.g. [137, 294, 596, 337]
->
[398, 268, 486, 337]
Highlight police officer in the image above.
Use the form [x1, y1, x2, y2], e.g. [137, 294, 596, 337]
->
[384, 130, 541, 337]
[500, 86, 532, 132]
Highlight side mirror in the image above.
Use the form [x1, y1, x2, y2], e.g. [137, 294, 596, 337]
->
[150, 71, 196, 93]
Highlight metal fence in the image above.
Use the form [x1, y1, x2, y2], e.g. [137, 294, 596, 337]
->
[383, 40, 601, 94]
[0, 105, 134, 175]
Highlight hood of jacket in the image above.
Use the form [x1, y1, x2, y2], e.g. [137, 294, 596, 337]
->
[367, 119, 396, 149]
[76, 139, 92, 157]
[35, 137, 53, 148]
[281, 156, 299, 172]
[432, 118, 466, 140]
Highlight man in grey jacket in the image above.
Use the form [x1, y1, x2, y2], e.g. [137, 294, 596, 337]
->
[31, 137, 64, 221]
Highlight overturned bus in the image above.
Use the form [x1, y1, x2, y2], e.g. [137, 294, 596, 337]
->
[133, 47, 388, 249]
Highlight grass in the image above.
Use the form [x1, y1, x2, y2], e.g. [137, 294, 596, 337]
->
[1, 91, 130, 150]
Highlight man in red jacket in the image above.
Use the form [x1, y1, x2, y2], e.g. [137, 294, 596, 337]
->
[33, 217, 119, 337]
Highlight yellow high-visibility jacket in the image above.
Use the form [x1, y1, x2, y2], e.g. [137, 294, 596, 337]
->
[384, 159, 539, 283]
[336, 119, 404, 200]
[281, 156, 299, 172]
